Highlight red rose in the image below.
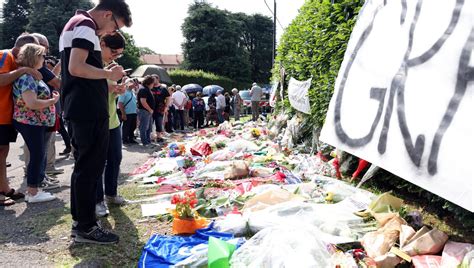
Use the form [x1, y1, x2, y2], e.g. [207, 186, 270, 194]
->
[171, 194, 181, 204]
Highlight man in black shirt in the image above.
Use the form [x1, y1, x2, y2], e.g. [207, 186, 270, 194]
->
[151, 75, 170, 142]
[59, 0, 132, 244]
[137, 76, 155, 146]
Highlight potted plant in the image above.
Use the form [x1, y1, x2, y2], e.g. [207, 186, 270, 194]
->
[170, 191, 208, 234]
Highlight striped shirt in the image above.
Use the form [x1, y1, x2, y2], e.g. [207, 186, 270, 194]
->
[59, 10, 108, 120]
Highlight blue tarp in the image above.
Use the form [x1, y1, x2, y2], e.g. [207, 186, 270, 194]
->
[138, 223, 236, 268]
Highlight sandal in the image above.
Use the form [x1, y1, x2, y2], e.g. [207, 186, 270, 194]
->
[1, 188, 25, 200]
[0, 195, 15, 206]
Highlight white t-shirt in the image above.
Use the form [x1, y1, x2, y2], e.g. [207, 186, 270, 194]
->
[216, 94, 226, 110]
[172, 91, 187, 110]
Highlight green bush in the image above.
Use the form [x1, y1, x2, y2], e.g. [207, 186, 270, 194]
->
[273, 0, 363, 128]
[362, 170, 474, 230]
[169, 69, 249, 91]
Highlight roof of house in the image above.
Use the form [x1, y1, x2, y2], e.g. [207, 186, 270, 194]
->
[141, 54, 184, 66]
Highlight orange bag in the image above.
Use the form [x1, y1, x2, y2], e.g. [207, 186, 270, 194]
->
[172, 216, 208, 235]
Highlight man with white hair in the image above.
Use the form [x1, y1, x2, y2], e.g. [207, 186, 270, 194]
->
[250, 82, 262, 121]
[216, 90, 226, 124]
[231, 88, 242, 121]
[171, 85, 186, 131]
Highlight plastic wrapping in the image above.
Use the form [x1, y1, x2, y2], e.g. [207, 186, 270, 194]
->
[227, 139, 260, 153]
[441, 241, 474, 267]
[242, 188, 305, 212]
[191, 142, 213, 156]
[402, 227, 448, 256]
[223, 161, 250, 180]
[412, 255, 442, 268]
[279, 116, 302, 149]
[229, 225, 332, 268]
[292, 154, 337, 179]
[214, 214, 248, 236]
[361, 215, 406, 258]
[460, 250, 474, 268]
[209, 149, 236, 161]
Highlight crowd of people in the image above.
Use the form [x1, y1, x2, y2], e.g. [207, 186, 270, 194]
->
[0, 0, 266, 245]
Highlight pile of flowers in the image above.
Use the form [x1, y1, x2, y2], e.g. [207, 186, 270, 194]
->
[168, 143, 187, 157]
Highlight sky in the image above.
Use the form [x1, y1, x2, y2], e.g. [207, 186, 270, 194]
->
[0, 0, 306, 54]
[112, 0, 306, 54]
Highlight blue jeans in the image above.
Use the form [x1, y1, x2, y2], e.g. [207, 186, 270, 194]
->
[97, 127, 122, 202]
[217, 109, 224, 124]
[138, 109, 152, 145]
[13, 121, 47, 188]
[173, 109, 185, 130]
[153, 113, 164, 133]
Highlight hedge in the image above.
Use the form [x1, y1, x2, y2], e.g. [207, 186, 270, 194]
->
[274, 0, 473, 228]
[273, 0, 363, 128]
[169, 69, 249, 91]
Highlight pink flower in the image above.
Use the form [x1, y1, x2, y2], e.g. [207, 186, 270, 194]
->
[39, 114, 47, 121]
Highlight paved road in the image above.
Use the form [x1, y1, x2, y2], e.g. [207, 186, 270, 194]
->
[0, 133, 152, 267]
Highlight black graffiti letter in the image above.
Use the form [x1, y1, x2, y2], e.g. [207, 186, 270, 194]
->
[334, 4, 387, 147]
[428, 27, 474, 175]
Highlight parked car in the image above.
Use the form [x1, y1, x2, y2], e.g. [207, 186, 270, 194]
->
[239, 90, 270, 115]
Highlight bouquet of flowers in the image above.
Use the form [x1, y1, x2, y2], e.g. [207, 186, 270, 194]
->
[183, 156, 195, 169]
[170, 191, 208, 234]
[168, 143, 186, 157]
[215, 141, 226, 149]
[171, 191, 198, 219]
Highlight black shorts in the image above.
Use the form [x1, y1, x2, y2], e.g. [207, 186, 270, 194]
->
[0, 124, 18, 145]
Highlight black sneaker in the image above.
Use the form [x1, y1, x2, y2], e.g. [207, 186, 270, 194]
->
[59, 147, 71, 156]
[74, 225, 119, 245]
[71, 220, 102, 238]
[71, 221, 79, 238]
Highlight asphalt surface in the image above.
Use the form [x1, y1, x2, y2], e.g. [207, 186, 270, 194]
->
[0, 133, 152, 267]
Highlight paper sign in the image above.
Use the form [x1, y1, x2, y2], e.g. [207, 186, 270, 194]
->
[321, 0, 474, 211]
[288, 77, 312, 114]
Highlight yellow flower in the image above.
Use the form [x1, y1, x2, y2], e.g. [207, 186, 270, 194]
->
[251, 128, 261, 138]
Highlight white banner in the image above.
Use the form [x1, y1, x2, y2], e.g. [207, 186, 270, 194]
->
[321, 0, 474, 211]
[269, 82, 279, 108]
[288, 77, 312, 114]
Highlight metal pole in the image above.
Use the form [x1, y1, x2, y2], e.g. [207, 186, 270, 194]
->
[272, 0, 277, 66]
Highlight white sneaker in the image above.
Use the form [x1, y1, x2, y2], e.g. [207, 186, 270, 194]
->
[45, 175, 60, 184]
[95, 201, 109, 217]
[25, 191, 56, 203]
[105, 195, 128, 206]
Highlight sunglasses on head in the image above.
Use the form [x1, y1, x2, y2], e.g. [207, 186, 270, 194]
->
[112, 14, 121, 32]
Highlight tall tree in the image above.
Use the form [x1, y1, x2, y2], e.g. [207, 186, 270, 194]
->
[235, 13, 273, 83]
[1, 0, 30, 49]
[181, 2, 251, 83]
[27, 0, 93, 56]
[117, 32, 142, 71]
